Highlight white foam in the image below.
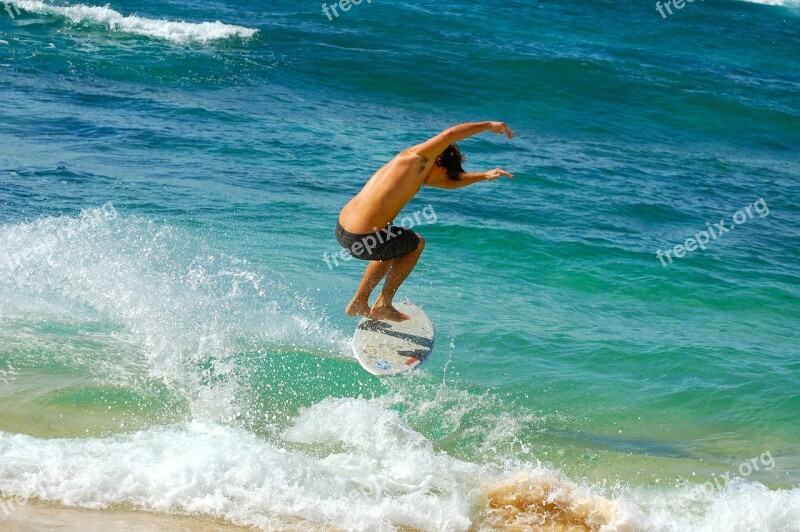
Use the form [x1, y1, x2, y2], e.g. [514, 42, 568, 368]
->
[9, 0, 258, 43]
[1, 397, 798, 531]
[636, 480, 800, 531]
[0, 400, 488, 531]
[737, 0, 800, 6]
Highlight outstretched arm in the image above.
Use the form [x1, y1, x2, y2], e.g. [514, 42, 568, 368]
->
[425, 168, 514, 189]
[411, 121, 515, 161]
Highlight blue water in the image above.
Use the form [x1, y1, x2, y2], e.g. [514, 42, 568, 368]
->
[1, 0, 799, 530]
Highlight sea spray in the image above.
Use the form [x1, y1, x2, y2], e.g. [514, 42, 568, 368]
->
[0, 207, 349, 426]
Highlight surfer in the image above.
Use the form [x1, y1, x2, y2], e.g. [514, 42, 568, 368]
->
[336, 121, 515, 322]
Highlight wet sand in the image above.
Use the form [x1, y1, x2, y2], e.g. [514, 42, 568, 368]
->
[1, 498, 340, 531]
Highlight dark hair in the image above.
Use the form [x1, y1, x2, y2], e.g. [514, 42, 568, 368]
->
[435, 143, 466, 181]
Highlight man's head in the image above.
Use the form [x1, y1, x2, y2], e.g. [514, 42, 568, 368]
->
[435, 143, 466, 181]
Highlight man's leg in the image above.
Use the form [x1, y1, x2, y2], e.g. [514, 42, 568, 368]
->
[371, 236, 426, 322]
[346, 259, 391, 317]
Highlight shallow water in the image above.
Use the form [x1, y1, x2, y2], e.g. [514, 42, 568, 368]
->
[1, 0, 799, 530]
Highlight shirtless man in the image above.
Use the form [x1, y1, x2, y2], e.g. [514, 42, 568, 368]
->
[336, 121, 515, 322]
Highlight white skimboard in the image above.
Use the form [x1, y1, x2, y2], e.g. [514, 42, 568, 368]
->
[353, 301, 435, 376]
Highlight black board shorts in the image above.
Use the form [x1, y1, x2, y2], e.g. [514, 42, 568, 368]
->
[335, 221, 420, 261]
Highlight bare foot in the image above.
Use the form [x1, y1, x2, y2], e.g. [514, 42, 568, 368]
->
[370, 302, 410, 322]
[346, 299, 372, 318]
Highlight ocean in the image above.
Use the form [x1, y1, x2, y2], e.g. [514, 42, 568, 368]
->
[1, 0, 799, 530]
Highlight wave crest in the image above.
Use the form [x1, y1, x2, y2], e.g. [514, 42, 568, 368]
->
[10, 0, 258, 43]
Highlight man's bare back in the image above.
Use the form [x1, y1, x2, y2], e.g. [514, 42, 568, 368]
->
[338, 153, 431, 234]
[336, 121, 515, 322]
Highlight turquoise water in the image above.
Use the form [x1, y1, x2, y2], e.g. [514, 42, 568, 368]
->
[1, 0, 799, 529]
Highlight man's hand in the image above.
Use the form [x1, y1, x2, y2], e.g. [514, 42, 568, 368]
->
[485, 168, 514, 180]
[489, 122, 515, 139]
[433, 168, 513, 189]
[412, 121, 515, 161]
